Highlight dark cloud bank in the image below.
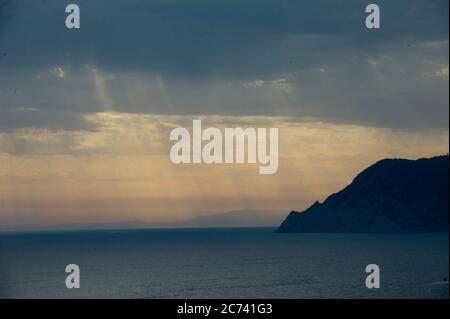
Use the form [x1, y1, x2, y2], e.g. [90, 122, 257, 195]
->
[0, 0, 448, 132]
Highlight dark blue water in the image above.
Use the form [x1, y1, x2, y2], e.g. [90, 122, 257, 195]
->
[0, 228, 448, 298]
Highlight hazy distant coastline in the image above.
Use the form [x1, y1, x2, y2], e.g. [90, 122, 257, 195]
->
[0, 209, 286, 233]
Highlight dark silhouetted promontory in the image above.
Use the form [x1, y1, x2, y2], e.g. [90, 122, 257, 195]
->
[278, 155, 449, 233]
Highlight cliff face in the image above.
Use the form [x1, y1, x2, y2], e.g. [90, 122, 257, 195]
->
[278, 155, 449, 233]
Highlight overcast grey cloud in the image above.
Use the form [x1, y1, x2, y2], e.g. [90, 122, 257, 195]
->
[1, 0, 448, 75]
[0, 0, 448, 132]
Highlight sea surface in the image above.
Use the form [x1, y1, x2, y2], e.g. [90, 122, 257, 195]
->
[0, 228, 448, 299]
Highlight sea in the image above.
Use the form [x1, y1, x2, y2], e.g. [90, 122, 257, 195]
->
[0, 228, 448, 299]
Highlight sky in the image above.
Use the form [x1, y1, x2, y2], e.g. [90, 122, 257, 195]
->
[0, 0, 448, 229]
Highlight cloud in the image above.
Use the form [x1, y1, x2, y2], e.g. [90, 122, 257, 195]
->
[0, 108, 99, 133]
[242, 78, 294, 93]
[1, 0, 447, 74]
[242, 80, 265, 89]
[51, 67, 65, 78]
[0, 0, 448, 133]
[435, 66, 449, 79]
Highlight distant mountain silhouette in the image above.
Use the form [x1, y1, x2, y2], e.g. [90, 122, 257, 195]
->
[2, 210, 284, 232]
[278, 155, 449, 233]
[176, 210, 286, 228]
